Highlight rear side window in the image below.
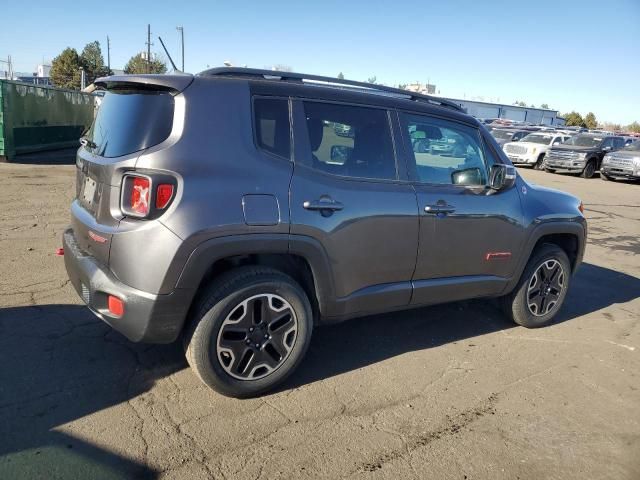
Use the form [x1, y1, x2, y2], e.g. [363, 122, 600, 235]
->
[254, 98, 291, 159]
[85, 90, 174, 158]
[302, 101, 396, 180]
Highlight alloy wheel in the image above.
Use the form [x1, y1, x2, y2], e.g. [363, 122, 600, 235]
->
[527, 260, 565, 316]
[216, 294, 298, 380]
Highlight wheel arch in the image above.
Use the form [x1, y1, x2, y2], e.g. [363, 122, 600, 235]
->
[506, 221, 586, 293]
[175, 234, 335, 325]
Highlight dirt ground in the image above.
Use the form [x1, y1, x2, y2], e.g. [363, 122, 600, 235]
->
[0, 155, 638, 480]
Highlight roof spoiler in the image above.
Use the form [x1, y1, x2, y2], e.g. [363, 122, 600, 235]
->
[94, 74, 194, 94]
[199, 67, 463, 112]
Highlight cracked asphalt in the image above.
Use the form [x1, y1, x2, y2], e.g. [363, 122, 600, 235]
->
[0, 155, 638, 479]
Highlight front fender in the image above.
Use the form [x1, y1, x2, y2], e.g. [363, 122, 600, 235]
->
[505, 219, 587, 293]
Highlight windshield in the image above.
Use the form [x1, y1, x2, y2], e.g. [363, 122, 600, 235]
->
[492, 130, 515, 140]
[521, 134, 554, 145]
[84, 89, 175, 158]
[562, 135, 602, 148]
[622, 141, 640, 151]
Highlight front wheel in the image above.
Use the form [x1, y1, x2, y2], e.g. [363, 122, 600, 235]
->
[501, 244, 571, 328]
[581, 159, 596, 178]
[533, 154, 546, 170]
[184, 267, 313, 398]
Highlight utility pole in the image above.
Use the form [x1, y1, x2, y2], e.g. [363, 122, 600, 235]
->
[106, 35, 111, 73]
[176, 26, 184, 72]
[146, 24, 152, 73]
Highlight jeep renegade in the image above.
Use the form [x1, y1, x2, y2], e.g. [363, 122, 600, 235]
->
[64, 68, 587, 397]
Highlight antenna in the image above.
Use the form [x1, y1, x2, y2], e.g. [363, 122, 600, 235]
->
[158, 36, 179, 72]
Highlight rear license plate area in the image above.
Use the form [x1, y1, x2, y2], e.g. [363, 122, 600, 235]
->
[82, 177, 97, 205]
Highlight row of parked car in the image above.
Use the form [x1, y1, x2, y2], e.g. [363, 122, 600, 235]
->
[486, 123, 640, 181]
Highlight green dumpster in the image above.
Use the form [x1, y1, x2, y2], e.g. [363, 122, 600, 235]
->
[0, 80, 94, 161]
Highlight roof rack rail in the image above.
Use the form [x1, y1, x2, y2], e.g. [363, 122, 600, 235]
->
[199, 67, 463, 112]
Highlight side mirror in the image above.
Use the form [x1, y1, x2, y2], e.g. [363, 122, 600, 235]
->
[451, 167, 483, 186]
[489, 164, 516, 191]
[553, 141, 561, 146]
[330, 145, 353, 164]
[603, 145, 612, 151]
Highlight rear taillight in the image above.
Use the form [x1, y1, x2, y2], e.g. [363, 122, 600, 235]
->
[121, 174, 175, 219]
[121, 175, 151, 218]
[131, 177, 151, 216]
[156, 184, 174, 209]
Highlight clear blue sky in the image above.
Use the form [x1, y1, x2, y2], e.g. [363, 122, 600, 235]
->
[2, 0, 639, 124]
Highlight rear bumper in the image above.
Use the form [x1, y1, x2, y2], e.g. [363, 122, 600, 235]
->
[63, 228, 193, 343]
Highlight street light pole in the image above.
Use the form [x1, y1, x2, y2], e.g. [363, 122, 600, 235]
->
[176, 26, 184, 72]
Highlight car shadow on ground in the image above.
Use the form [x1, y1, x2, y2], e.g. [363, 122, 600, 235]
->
[0, 304, 186, 479]
[0, 263, 638, 477]
[283, 262, 640, 389]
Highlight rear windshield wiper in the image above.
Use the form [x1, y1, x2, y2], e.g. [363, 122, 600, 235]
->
[80, 136, 97, 149]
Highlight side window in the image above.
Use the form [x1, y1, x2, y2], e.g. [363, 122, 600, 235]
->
[302, 101, 396, 180]
[254, 98, 291, 159]
[400, 112, 488, 186]
[601, 137, 613, 149]
[613, 137, 625, 149]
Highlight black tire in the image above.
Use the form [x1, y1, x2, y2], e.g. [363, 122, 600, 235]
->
[501, 244, 571, 328]
[533, 154, 546, 170]
[183, 266, 313, 398]
[581, 159, 596, 178]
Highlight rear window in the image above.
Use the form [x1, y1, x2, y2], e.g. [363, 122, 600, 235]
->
[253, 98, 291, 159]
[84, 90, 174, 158]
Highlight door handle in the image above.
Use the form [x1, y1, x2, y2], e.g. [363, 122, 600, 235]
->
[303, 200, 344, 211]
[424, 204, 456, 214]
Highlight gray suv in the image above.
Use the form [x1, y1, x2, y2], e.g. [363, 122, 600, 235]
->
[63, 69, 587, 397]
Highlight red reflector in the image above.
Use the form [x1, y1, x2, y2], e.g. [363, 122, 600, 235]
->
[108, 295, 125, 317]
[485, 252, 512, 261]
[56, 248, 64, 256]
[130, 177, 150, 216]
[156, 184, 174, 209]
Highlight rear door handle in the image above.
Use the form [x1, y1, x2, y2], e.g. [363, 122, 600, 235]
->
[424, 204, 456, 214]
[303, 200, 344, 211]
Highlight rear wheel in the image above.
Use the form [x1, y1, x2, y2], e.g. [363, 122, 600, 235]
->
[533, 154, 546, 170]
[184, 267, 313, 397]
[501, 244, 571, 328]
[581, 159, 596, 178]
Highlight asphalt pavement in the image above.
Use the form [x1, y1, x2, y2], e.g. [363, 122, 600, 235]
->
[0, 160, 638, 480]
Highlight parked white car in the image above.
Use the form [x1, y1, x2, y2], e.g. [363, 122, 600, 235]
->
[503, 132, 571, 170]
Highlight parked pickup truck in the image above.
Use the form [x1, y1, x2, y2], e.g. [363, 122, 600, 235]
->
[600, 140, 640, 181]
[503, 132, 571, 170]
[545, 134, 627, 178]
